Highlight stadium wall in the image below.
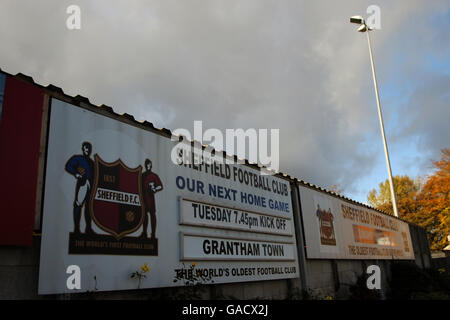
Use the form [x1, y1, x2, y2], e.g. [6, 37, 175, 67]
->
[0, 70, 432, 300]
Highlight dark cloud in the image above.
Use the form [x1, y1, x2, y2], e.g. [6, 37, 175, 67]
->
[401, 74, 450, 155]
[1, 0, 448, 201]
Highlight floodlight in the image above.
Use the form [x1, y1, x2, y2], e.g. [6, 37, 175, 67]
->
[350, 15, 364, 25]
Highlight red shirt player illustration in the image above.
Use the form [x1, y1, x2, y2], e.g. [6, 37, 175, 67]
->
[140, 158, 163, 240]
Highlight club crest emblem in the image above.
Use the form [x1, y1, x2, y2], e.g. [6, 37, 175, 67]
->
[65, 142, 163, 255]
[316, 204, 337, 246]
[90, 154, 144, 239]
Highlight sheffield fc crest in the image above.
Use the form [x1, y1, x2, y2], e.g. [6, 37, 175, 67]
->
[90, 154, 144, 239]
[66, 142, 161, 256]
[316, 204, 337, 246]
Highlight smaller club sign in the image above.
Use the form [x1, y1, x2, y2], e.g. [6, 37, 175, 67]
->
[298, 184, 415, 260]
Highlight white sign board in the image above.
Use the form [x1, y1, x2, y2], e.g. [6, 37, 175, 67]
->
[298, 185, 415, 260]
[181, 234, 296, 261]
[180, 198, 293, 236]
[38, 99, 299, 294]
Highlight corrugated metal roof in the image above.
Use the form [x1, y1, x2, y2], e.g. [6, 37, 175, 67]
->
[0, 67, 413, 224]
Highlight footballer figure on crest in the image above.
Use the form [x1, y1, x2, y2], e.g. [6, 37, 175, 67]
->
[140, 158, 163, 240]
[65, 142, 95, 235]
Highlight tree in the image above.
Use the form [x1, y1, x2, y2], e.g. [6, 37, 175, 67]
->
[328, 184, 344, 195]
[367, 149, 450, 251]
[367, 175, 421, 218]
[417, 149, 450, 251]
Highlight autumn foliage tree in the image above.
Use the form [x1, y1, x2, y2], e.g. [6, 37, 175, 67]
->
[367, 149, 450, 251]
[418, 149, 450, 250]
[367, 175, 421, 217]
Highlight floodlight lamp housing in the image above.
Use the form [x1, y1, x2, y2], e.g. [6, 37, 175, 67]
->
[357, 24, 368, 32]
[350, 15, 365, 25]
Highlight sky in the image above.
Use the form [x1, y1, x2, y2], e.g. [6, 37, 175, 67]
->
[0, 0, 449, 204]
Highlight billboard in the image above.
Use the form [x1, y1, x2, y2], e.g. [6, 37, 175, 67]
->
[298, 184, 414, 260]
[38, 99, 299, 294]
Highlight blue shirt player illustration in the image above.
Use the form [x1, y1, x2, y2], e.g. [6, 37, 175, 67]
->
[65, 142, 95, 234]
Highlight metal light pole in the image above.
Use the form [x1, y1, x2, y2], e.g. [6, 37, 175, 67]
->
[350, 16, 399, 218]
